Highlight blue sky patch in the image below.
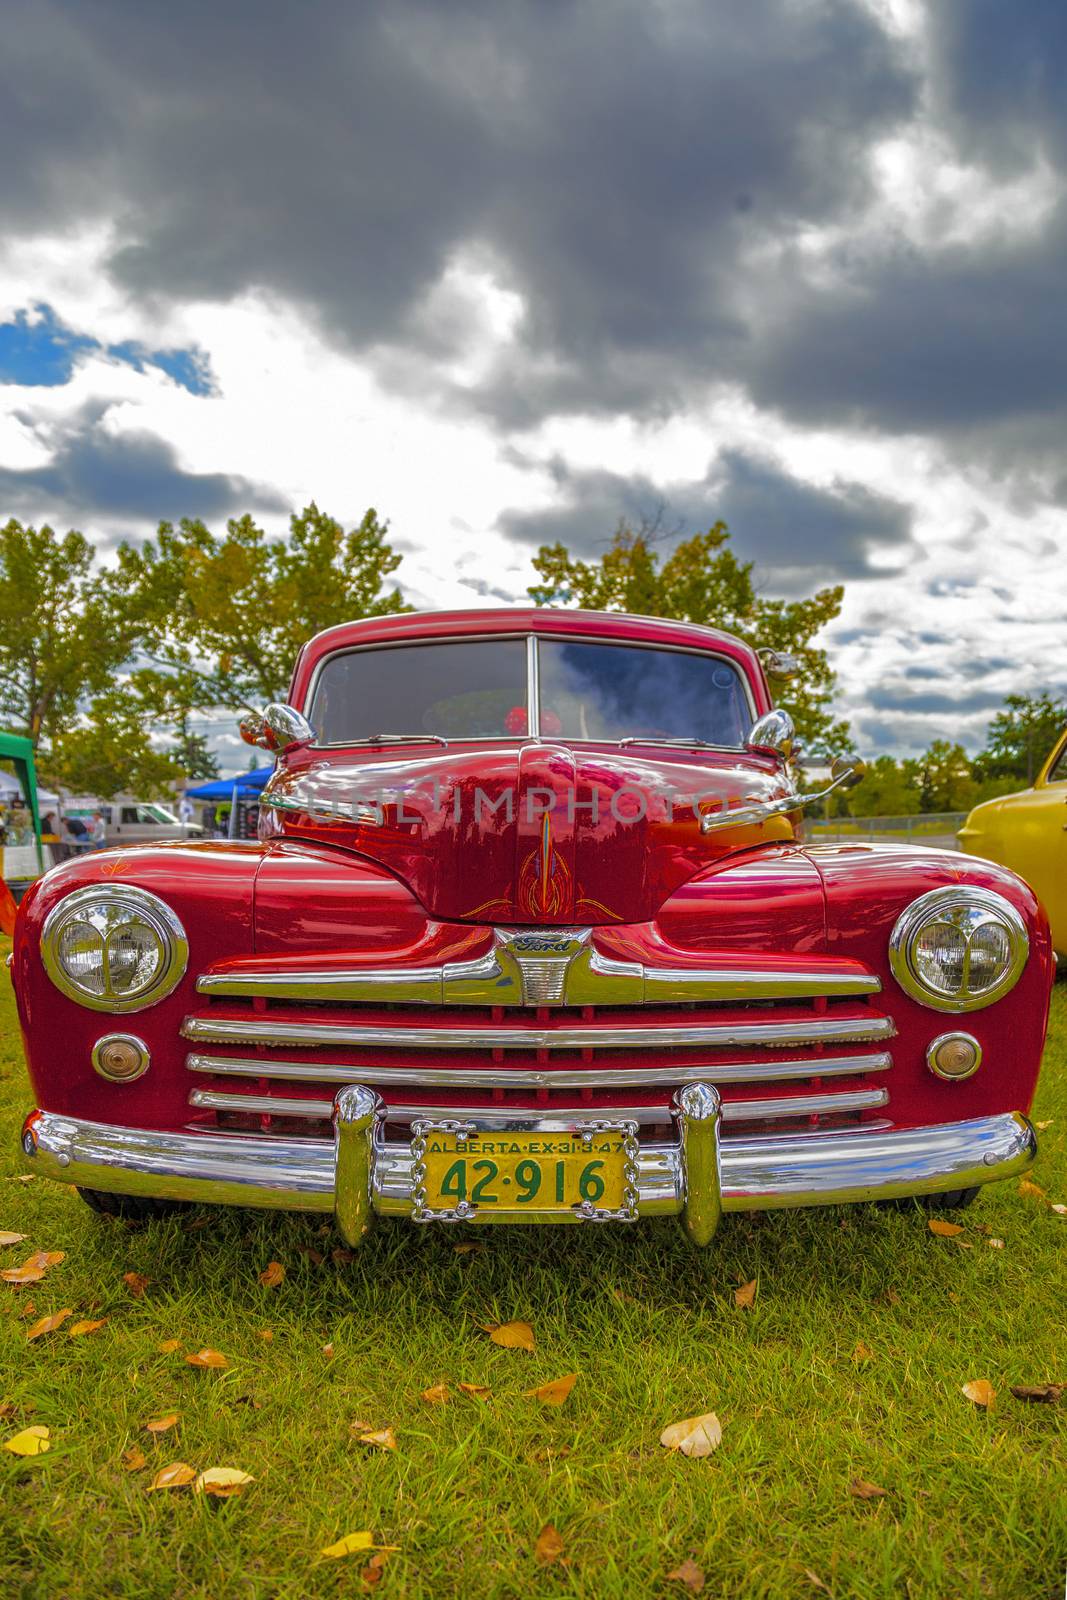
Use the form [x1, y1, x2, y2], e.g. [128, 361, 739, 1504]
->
[0, 303, 214, 395]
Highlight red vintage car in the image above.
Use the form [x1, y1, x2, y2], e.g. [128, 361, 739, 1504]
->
[12, 609, 1053, 1245]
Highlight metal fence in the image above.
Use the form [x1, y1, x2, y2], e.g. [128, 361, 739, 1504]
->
[804, 813, 968, 850]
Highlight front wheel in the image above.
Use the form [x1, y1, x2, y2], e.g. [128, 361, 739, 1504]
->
[77, 1187, 189, 1221]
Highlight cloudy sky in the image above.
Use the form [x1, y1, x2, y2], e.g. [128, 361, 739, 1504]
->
[1, 0, 1065, 770]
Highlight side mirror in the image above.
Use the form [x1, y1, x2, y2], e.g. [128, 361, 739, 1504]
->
[758, 648, 800, 680]
[239, 702, 316, 753]
[746, 709, 795, 759]
[830, 755, 866, 790]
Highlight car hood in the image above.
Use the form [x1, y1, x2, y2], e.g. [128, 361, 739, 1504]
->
[260, 742, 796, 924]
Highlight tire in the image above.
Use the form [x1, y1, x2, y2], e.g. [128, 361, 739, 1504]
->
[77, 1187, 190, 1221]
[920, 1186, 981, 1211]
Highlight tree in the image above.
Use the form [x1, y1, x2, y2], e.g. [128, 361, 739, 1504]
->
[848, 754, 921, 818]
[111, 504, 410, 712]
[46, 687, 184, 800]
[915, 740, 977, 814]
[976, 691, 1067, 784]
[0, 519, 136, 749]
[529, 519, 851, 755]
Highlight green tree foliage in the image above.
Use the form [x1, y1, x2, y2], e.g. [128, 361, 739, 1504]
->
[529, 520, 851, 756]
[47, 688, 184, 800]
[111, 504, 409, 710]
[975, 691, 1067, 784]
[847, 754, 922, 818]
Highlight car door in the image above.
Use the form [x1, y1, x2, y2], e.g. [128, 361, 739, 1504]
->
[991, 732, 1067, 954]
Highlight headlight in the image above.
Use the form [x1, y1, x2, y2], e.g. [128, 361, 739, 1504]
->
[889, 887, 1028, 1012]
[41, 886, 188, 1012]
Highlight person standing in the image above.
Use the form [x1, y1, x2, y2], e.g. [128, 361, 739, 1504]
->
[89, 811, 107, 850]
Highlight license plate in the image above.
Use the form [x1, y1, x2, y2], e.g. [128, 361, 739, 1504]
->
[418, 1128, 628, 1216]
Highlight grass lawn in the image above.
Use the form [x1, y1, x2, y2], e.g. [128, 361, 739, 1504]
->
[1, 947, 1065, 1600]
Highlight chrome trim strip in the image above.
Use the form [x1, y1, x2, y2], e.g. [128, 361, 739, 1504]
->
[181, 1015, 895, 1051]
[196, 936, 881, 1005]
[184, 1049, 894, 1087]
[527, 633, 540, 738]
[188, 1085, 889, 1125]
[22, 1108, 1037, 1218]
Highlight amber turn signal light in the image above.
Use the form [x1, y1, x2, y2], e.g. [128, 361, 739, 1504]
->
[91, 1034, 150, 1083]
[926, 1031, 982, 1081]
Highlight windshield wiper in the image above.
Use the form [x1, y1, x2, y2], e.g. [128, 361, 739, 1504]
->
[616, 736, 728, 751]
[360, 732, 449, 748]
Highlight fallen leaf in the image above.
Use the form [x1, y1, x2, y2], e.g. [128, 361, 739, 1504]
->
[666, 1557, 705, 1593]
[660, 1412, 723, 1458]
[0, 1403, 14, 1418]
[331, 1248, 355, 1265]
[321, 1532, 375, 1560]
[1, 1264, 45, 1286]
[26, 1308, 72, 1340]
[457, 1382, 491, 1400]
[4, 1424, 50, 1456]
[157, 1338, 181, 1354]
[453, 1242, 484, 1256]
[734, 1279, 757, 1309]
[1018, 1178, 1046, 1201]
[258, 1261, 285, 1288]
[1009, 1384, 1063, 1404]
[524, 1373, 578, 1407]
[298, 1245, 324, 1265]
[852, 1341, 874, 1363]
[1051, 1204, 1066, 1217]
[186, 1348, 227, 1369]
[361, 1549, 393, 1587]
[484, 1320, 535, 1351]
[1035, 1120, 1053, 1131]
[195, 1466, 255, 1497]
[805, 1571, 833, 1596]
[0, 1232, 27, 1246]
[68, 1316, 107, 1338]
[356, 1427, 397, 1451]
[257, 1329, 273, 1342]
[987, 1238, 1005, 1250]
[24, 1251, 64, 1269]
[348, 1419, 374, 1434]
[18, 1300, 36, 1318]
[321, 1342, 334, 1360]
[534, 1523, 564, 1565]
[146, 1462, 196, 1491]
[122, 1272, 149, 1298]
[962, 1379, 996, 1410]
[122, 1445, 147, 1471]
[145, 1413, 180, 1434]
[952, 1238, 974, 1250]
[848, 1477, 887, 1500]
[421, 1383, 450, 1405]
[928, 1219, 965, 1237]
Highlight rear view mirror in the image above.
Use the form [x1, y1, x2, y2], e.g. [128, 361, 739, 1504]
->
[239, 703, 315, 753]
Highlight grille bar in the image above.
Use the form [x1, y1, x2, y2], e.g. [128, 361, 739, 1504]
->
[185, 1049, 893, 1088]
[181, 1015, 894, 1052]
[188, 1085, 890, 1126]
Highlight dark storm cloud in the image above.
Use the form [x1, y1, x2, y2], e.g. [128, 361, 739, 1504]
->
[866, 686, 1004, 716]
[0, 408, 283, 523]
[0, 0, 914, 419]
[498, 450, 913, 590]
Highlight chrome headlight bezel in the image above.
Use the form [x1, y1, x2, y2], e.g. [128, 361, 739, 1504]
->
[888, 886, 1028, 1013]
[40, 885, 188, 1013]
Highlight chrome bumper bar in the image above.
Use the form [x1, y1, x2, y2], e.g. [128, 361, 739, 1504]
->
[20, 1097, 1037, 1248]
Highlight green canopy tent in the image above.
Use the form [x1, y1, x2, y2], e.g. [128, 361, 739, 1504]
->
[0, 730, 44, 877]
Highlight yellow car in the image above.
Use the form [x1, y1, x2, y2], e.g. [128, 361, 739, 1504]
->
[959, 728, 1067, 958]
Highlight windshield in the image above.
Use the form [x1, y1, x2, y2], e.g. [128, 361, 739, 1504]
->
[307, 636, 751, 746]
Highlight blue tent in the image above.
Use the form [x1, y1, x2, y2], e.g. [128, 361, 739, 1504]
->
[185, 767, 272, 801]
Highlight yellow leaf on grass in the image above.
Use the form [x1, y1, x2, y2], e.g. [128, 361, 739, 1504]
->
[660, 1412, 723, 1458]
[186, 1348, 227, 1369]
[1035, 1120, 1053, 1131]
[1018, 1178, 1046, 1200]
[321, 1531, 374, 1560]
[852, 1341, 874, 1363]
[457, 1382, 491, 1400]
[123, 1272, 149, 1298]
[962, 1379, 996, 1410]
[524, 1373, 578, 1406]
[195, 1466, 255, 1497]
[534, 1523, 564, 1565]
[25, 1251, 64, 1269]
[849, 1477, 887, 1499]
[145, 1413, 180, 1434]
[666, 1557, 705, 1593]
[146, 1462, 196, 1491]
[122, 1446, 147, 1471]
[928, 1219, 965, 1237]
[485, 1320, 535, 1351]
[357, 1427, 397, 1451]
[1, 1264, 45, 1286]
[4, 1424, 50, 1456]
[987, 1238, 1005, 1250]
[421, 1383, 450, 1405]
[0, 1232, 27, 1246]
[26, 1309, 72, 1340]
[68, 1317, 107, 1337]
[258, 1261, 285, 1288]
[257, 1329, 273, 1341]
[734, 1279, 757, 1308]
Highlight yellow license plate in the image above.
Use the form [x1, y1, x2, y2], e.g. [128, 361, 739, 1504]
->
[420, 1129, 627, 1214]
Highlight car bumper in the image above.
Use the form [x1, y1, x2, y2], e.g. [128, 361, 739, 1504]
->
[20, 1089, 1037, 1245]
